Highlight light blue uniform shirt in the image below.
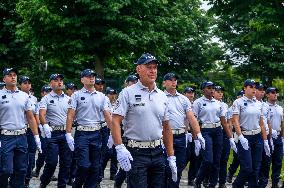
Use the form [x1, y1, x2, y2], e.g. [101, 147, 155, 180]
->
[267, 102, 283, 131]
[262, 101, 270, 132]
[25, 94, 37, 124]
[0, 88, 32, 130]
[164, 90, 191, 129]
[39, 91, 69, 126]
[232, 96, 263, 131]
[68, 87, 109, 126]
[193, 96, 226, 124]
[113, 80, 169, 141]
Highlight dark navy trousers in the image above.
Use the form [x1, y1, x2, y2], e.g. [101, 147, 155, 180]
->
[40, 131, 72, 188]
[127, 146, 165, 188]
[72, 130, 102, 188]
[218, 129, 231, 185]
[25, 128, 37, 185]
[0, 134, 28, 188]
[233, 133, 263, 188]
[195, 127, 223, 187]
[186, 140, 201, 182]
[165, 134, 187, 188]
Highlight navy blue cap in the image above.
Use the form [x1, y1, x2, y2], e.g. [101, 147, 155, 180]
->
[41, 85, 52, 92]
[0, 82, 5, 88]
[236, 90, 244, 96]
[255, 82, 264, 90]
[3, 68, 17, 76]
[49, 74, 64, 81]
[80, 69, 97, 78]
[126, 75, 138, 82]
[266, 87, 279, 94]
[65, 83, 77, 90]
[106, 87, 117, 95]
[95, 77, 105, 85]
[163, 73, 179, 81]
[19, 76, 31, 84]
[201, 81, 215, 90]
[183, 87, 195, 93]
[244, 79, 256, 87]
[135, 53, 158, 65]
[214, 85, 225, 91]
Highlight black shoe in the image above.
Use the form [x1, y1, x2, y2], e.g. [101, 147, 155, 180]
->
[51, 175, 58, 181]
[218, 184, 227, 188]
[226, 175, 232, 183]
[188, 180, 195, 186]
[194, 183, 201, 188]
[31, 170, 40, 178]
[96, 182, 101, 188]
[272, 184, 280, 188]
[67, 178, 74, 186]
[110, 174, 115, 180]
[39, 184, 47, 188]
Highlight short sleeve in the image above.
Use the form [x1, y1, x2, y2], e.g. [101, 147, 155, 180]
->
[39, 96, 48, 110]
[183, 97, 192, 113]
[192, 100, 200, 117]
[103, 95, 110, 111]
[220, 102, 228, 117]
[68, 93, 77, 110]
[232, 99, 240, 115]
[24, 96, 33, 111]
[163, 99, 170, 122]
[113, 89, 128, 117]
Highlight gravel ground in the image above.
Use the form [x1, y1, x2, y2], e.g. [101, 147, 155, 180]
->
[27, 162, 275, 188]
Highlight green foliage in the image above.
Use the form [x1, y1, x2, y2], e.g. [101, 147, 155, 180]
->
[208, 0, 284, 84]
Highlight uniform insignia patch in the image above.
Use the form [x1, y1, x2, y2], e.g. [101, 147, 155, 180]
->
[81, 97, 85, 100]
[50, 100, 54, 103]
[203, 103, 206, 106]
[244, 103, 247, 106]
[2, 95, 6, 99]
[135, 95, 141, 102]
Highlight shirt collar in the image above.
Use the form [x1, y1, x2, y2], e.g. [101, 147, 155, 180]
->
[242, 96, 256, 102]
[3, 87, 20, 93]
[81, 87, 97, 94]
[50, 90, 65, 97]
[164, 90, 180, 96]
[137, 80, 158, 92]
[201, 96, 216, 102]
[266, 101, 277, 107]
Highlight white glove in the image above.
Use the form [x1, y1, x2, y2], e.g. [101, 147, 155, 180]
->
[229, 137, 238, 153]
[65, 133, 75, 151]
[185, 133, 192, 147]
[34, 135, 42, 153]
[107, 135, 114, 149]
[282, 138, 284, 154]
[167, 156, 177, 182]
[272, 129, 278, 139]
[239, 134, 249, 150]
[270, 138, 274, 152]
[264, 140, 271, 157]
[43, 124, 52, 138]
[197, 133, 205, 149]
[115, 144, 133, 171]
[194, 139, 201, 156]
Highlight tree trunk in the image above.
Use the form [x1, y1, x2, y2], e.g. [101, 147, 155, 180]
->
[94, 55, 104, 77]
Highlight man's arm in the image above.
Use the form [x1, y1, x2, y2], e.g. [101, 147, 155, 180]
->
[103, 110, 112, 129]
[221, 116, 233, 138]
[163, 120, 174, 156]
[66, 108, 75, 133]
[186, 111, 200, 135]
[26, 110, 39, 135]
[39, 109, 47, 125]
[232, 114, 242, 136]
[111, 114, 124, 145]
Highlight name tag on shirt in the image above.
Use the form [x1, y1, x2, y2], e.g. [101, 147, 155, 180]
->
[133, 103, 145, 107]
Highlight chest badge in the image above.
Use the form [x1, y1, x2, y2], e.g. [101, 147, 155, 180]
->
[135, 95, 141, 102]
[2, 95, 6, 99]
[50, 100, 54, 104]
